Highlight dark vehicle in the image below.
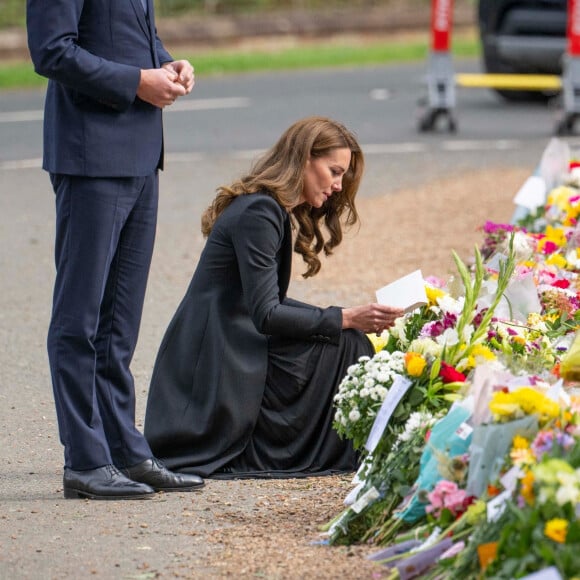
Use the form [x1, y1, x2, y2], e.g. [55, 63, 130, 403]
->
[478, 0, 567, 100]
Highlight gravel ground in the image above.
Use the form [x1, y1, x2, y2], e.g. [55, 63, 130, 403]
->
[0, 161, 528, 579]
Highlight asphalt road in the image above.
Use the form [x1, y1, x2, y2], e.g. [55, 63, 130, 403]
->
[3, 58, 580, 207]
[1, 59, 580, 579]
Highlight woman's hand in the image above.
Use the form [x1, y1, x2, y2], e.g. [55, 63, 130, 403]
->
[341, 303, 405, 335]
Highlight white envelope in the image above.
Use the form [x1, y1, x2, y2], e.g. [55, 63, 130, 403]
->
[375, 269, 427, 313]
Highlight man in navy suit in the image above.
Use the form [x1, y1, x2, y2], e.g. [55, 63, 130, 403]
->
[26, 0, 204, 499]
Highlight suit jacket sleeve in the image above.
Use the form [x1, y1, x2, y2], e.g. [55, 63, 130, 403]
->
[27, 0, 143, 111]
[232, 197, 343, 344]
[155, 33, 173, 66]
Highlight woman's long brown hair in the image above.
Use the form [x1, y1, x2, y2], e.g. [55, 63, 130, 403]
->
[201, 116, 364, 278]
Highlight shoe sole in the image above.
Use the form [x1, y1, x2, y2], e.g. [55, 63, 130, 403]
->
[64, 488, 155, 500]
[153, 483, 205, 492]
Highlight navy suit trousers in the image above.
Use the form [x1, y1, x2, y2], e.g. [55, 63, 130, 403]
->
[47, 173, 158, 470]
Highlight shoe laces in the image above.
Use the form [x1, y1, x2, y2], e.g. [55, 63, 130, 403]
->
[106, 464, 124, 478]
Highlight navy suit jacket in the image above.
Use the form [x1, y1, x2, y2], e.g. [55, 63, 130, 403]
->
[27, 0, 173, 177]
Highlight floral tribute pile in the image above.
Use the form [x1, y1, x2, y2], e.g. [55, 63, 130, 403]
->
[322, 146, 580, 579]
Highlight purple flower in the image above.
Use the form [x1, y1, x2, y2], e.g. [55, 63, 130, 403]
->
[531, 430, 554, 459]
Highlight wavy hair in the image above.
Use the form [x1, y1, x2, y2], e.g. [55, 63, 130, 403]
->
[201, 116, 364, 278]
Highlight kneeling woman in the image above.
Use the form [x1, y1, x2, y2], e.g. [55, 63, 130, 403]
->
[144, 116, 403, 478]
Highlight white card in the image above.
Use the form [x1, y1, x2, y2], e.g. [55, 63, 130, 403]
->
[375, 269, 427, 313]
[520, 567, 563, 580]
[513, 175, 547, 211]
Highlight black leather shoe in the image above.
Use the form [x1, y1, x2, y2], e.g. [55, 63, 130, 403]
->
[63, 465, 156, 500]
[123, 458, 205, 492]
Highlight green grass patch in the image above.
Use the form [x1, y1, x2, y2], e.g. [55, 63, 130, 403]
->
[175, 35, 480, 76]
[0, 34, 480, 90]
[0, 62, 46, 90]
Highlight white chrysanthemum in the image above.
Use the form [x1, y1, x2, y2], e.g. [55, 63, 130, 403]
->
[348, 408, 361, 422]
[346, 363, 359, 375]
[363, 378, 376, 390]
[394, 410, 437, 448]
[374, 350, 392, 362]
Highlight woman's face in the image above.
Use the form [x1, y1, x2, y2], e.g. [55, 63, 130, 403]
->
[299, 147, 351, 209]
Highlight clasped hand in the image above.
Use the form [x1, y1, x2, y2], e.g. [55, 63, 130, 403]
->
[137, 59, 195, 108]
[342, 303, 405, 336]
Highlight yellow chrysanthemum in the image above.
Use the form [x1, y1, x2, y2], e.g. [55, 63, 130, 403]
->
[544, 518, 568, 543]
[405, 351, 427, 377]
[489, 391, 521, 419]
[513, 387, 561, 420]
[471, 344, 496, 361]
[512, 435, 530, 449]
[489, 387, 561, 425]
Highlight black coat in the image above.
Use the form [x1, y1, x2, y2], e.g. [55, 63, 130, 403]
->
[144, 193, 345, 475]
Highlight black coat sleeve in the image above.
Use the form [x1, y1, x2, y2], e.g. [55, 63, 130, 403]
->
[231, 197, 342, 344]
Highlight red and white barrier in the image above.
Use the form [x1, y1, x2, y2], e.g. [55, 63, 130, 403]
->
[431, 0, 454, 53]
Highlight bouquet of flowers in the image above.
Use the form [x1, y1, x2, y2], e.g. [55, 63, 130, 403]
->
[322, 144, 580, 575]
[325, 242, 518, 546]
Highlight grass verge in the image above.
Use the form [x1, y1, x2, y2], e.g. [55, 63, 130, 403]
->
[0, 31, 480, 90]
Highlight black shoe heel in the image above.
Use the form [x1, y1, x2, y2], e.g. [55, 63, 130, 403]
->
[63, 488, 85, 499]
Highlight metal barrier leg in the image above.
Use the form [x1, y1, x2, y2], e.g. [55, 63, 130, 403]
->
[418, 51, 457, 132]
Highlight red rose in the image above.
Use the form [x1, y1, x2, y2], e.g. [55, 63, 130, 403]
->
[439, 362, 466, 383]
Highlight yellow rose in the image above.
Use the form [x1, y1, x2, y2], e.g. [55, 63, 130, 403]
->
[404, 351, 427, 377]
